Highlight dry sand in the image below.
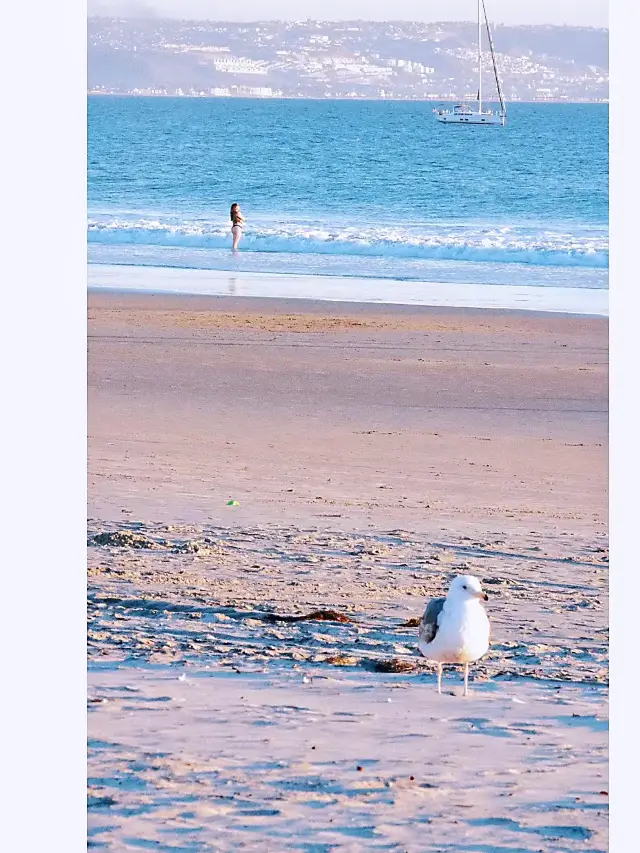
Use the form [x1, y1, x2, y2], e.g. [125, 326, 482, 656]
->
[88, 291, 608, 852]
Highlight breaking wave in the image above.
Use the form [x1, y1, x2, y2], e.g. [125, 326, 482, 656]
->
[88, 216, 608, 269]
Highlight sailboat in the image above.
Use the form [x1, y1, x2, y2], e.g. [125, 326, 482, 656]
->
[434, 0, 507, 126]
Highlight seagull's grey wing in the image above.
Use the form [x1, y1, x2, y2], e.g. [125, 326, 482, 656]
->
[419, 596, 446, 645]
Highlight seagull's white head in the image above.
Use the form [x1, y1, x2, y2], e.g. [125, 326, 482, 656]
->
[448, 574, 488, 602]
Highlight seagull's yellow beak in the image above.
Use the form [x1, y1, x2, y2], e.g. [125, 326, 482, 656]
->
[473, 590, 489, 601]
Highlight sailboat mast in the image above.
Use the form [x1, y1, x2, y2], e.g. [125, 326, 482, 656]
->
[482, 0, 507, 117]
[478, 0, 482, 112]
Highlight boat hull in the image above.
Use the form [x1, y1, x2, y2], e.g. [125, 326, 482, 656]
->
[435, 112, 505, 126]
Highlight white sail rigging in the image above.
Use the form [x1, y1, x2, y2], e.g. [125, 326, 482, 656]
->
[482, 0, 506, 117]
[434, 0, 506, 126]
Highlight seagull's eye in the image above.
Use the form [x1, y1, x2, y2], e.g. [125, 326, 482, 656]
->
[462, 585, 467, 590]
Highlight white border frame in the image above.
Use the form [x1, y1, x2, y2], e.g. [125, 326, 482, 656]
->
[610, 0, 639, 846]
[3, 0, 87, 848]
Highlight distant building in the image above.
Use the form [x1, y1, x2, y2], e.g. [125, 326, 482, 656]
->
[232, 85, 283, 97]
[212, 57, 268, 75]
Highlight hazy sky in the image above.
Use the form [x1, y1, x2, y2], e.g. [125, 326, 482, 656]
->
[89, 1, 609, 28]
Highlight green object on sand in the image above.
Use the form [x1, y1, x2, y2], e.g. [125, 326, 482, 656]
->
[227, 500, 240, 506]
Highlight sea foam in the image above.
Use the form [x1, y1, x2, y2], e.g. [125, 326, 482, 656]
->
[88, 216, 609, 270]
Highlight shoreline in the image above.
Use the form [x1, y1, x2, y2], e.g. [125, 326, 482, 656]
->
[88, 263, 609, 317]
[88, 92, 609, 105]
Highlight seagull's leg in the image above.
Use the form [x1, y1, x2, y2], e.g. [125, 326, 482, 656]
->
[463, 662, 469, 696]
[437, 663, 442, 694]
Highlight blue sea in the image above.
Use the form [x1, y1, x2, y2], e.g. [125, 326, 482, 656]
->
[88, 97, 608, 296]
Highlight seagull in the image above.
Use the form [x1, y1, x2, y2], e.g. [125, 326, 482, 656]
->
[418, 574, 490, 696]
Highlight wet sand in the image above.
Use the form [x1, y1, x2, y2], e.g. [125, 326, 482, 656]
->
[88, 291, 608, 852]
[88, 264, 609, 315]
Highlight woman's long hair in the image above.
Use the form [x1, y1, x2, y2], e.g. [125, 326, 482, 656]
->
[230, 203, 240, 224]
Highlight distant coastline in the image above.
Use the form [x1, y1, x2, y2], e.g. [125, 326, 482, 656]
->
[89, 19, 608, 104]
[87, 92, 608, 105]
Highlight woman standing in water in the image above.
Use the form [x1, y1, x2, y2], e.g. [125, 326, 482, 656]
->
[230, 203, 245, 250]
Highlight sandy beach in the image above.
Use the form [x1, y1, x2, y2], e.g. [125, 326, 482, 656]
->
[88, 290, 608, 851]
